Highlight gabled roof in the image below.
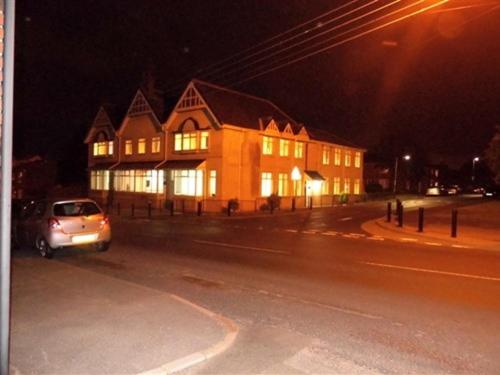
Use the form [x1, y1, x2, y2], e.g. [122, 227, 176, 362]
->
[84, 106, 118, 144]
[306, 127, 362, 149]
[192, 79, 299, 131]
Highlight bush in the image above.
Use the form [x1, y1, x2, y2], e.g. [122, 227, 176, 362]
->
[267, 193, 281, 210]
[228, 198, 239, 211]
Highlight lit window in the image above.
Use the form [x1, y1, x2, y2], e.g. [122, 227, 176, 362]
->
[183, 133, 197, 150]
[294, 141, 303, 158]
[355, 151, 361, 168]
[200, 131, 209, 150]
[209, 170, 217, 196]
[261, 172, 273, 196]
[113, 170, 164, 194]
[108, 141, 114, 156]
[173, 170, 203, 196]
[138, 138, 146, 154]
[334, 148, 341, 166]
[151, 137, 161, 153]
[93, 143, 98, 156]
[174, 134, 182, 151]
[333, 177, 341, 194]
[322, 178, 329, 195]
[344, 178, 351, 194]
[90, 170, 110, 191]
[279, 140, 289, 157]
[322, 146, 330, 165]
[93, 142, 110, 156]
[263, 136, 273, 155]
[125, 140, 133, 155]
[345, 151, 352, 167]
[354, 179, 360, 194]
[278, 173, 288, 196]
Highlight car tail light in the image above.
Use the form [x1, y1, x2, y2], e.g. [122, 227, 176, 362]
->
[100, 215, 109, 226]
[48, 217, 61, 230]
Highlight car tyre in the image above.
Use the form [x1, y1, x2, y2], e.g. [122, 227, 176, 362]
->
[95, 241, 110, 252]
[36, 236, 54, 259]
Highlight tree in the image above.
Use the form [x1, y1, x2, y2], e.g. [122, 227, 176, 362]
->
[485, 125, 500, 184]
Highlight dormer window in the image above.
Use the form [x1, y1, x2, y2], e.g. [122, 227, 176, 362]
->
[93, 141, 113, 156]
[138, 138, 146, 154]
[174, 131, 208, 152]
[125, 140, 133, 155]
[152, 137, 161, 153]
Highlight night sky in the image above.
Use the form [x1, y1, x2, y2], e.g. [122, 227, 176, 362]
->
[14, 0, 500, 182]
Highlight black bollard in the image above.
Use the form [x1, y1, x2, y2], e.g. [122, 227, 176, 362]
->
[170, 201, 174, 216]
[309, 197, 313, 210]
[131, 203, 135, 217]
[291, 197, 296, 212]
[418, 207, 424, 232]
[197, 201, 202, 216]
[451, 208, 458, 238]
[117, 202, 121, 216]
[398, 204, 403, 227]
[148, 202, 152, 218]
[387, 202, 392, 222]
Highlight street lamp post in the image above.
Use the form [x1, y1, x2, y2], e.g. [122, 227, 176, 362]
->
[393, 154, 411, 194]
[472, 156, 480, 182]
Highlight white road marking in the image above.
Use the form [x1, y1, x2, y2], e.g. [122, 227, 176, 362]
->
[193, 240, 290, 255]
[339, 217, 353, 221]
[452, 244, 470, 249]
[349, 233, 366, 237]
[400, 237, 418, 242]
[322, 231, 338, 236]
[424, 242, 442, 246]
[360, 261, 500, 282]
[302, 230, 319, 234]
[367, 236, 384, 241]
[285, 229, 298, 233]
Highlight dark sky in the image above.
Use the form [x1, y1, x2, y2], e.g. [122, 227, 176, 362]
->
[14, 0, 500, 180]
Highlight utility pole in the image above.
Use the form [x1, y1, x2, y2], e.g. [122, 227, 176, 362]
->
[1, 1, 16, 373]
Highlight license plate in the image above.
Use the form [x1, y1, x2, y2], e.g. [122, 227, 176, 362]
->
[71, 233, 98, 244]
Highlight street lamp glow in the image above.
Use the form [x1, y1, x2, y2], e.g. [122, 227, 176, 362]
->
[403, 154, 411, 161]
[291, 166, 301, 181]
[473, 157, 480, 162]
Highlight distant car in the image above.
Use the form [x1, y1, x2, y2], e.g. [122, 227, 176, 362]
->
[483, 185, 500, 198]
[15, 198, 111, 258]
[445, 185, 461, 195]
[425, 186, 447, 196]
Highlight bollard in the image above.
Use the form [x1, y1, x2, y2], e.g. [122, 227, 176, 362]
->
[197, 201, 202, 216]
[148, 203, 152, 218]
[131, 203, 135, 217]
[291, 197, 296, 212]
[309, 197, 313, 210]
[386, 202, 392, 222]
[397, 204, 403, 227]
[117, 202, 121, 216]
[227, 203, 231, 217]
[270, 200, 274, 214]
[451, 208, 458, 238]
[418, 207, 424, 232]
[170, 201, 174, 216]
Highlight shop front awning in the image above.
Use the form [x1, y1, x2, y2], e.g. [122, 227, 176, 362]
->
[110, 162, 161, 170]
[156, 159, 206, 170]
[304, 170, 325, 181]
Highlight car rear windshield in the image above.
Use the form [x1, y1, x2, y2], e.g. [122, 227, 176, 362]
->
[53, 202, 101, 217]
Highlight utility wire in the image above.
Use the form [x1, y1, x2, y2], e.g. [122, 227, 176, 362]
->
[163, 0, 375, 95]
[210, 0, 404, 83]
[224, 0, 449, 88]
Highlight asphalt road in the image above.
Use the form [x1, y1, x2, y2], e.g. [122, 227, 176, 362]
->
[28, 197, 500, 374]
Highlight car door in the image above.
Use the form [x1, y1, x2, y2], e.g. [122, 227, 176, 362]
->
[20, 201, 47, 246]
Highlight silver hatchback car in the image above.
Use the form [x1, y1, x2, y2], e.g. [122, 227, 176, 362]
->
[16, 198, 111, 258]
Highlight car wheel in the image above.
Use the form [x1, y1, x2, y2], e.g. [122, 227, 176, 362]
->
[36, 236, 54, 259]
[95, 241, 110, 252]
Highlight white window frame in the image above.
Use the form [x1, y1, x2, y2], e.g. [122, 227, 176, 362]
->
[279, 139, 289, 157]
[138, 138, 146, 154]
[125, 140, 133, 155]
[294, 141, 304, 159]
[263, 136, 273, 155]
[261, 172, 273, 196]
[278, 173, 288, 196]
[151, 137, 161, 153]
[322, 146, 330, 165]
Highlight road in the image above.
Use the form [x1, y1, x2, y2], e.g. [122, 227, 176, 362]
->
[27, 197, 500, 374]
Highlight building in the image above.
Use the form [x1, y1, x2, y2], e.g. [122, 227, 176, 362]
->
[12, 156, 57, 199]
[85, 80, 365, 212]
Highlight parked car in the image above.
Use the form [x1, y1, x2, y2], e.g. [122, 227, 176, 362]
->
[483, 185, 500, 198]
[16, 198, 111, 258]
[425, 186, 447, 196]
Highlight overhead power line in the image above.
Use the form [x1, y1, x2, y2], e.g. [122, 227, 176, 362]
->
[224, 0, 450, 88]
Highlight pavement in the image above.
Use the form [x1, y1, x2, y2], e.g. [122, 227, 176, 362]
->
[9, 256, 238, 374]
[362, 200, 500, 251]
